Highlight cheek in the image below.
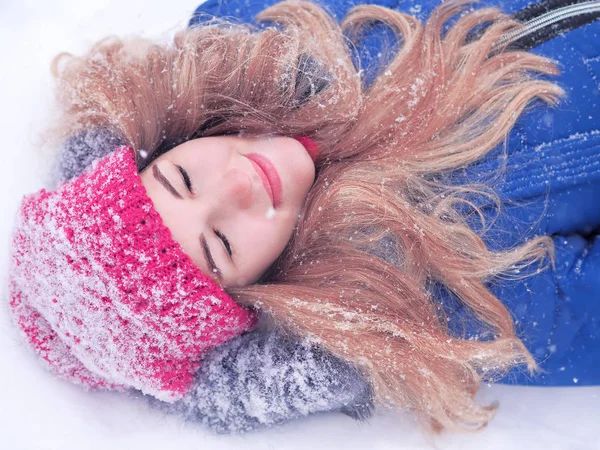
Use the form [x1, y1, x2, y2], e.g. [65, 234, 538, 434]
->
[244, 213, 297, 264]
[289, 174, 314, 215]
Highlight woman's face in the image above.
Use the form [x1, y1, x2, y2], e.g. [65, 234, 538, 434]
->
[139, 135, 316, 288]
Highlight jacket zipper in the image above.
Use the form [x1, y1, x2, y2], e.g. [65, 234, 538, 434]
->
[494, 0, 600, 50]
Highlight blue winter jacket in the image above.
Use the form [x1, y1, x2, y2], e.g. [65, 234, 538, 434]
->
[54, 0, 600, 434]
[188, 0, 600, 387]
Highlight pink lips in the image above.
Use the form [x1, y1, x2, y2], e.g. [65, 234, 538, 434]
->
[245, 153, 282, 208]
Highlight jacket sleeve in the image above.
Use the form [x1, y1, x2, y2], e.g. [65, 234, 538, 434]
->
[432, 229, 600, 387]
[488, 233, 600, 386]
[147, 329, 374, 434]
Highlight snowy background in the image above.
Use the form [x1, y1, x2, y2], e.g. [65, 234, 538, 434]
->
[0, 1, 598, 449]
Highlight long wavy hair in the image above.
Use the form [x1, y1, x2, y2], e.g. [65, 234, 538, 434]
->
[48, 0, 563, 433]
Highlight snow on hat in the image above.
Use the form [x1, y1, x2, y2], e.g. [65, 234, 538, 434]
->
[8, 146, 257, 401]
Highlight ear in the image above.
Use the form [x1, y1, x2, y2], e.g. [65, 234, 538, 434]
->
[293, 53, 332, 107]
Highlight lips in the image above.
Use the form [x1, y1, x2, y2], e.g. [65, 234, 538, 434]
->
[245, 153, 282, 208]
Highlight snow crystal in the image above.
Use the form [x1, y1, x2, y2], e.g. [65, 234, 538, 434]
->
[407, 77, 425, 107]
[290, 297, 308, 307]
[409, 4, 422, 14]
[265, 206, 276, 219]
[207, 296, 222, 306]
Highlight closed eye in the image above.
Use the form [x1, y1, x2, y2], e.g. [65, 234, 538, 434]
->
[176, 164, 193, 193]
[215, 229, 233, 258]
[200, 234, 222, 281]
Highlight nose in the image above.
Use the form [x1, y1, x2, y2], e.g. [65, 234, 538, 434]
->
[220, 168, 253, 210]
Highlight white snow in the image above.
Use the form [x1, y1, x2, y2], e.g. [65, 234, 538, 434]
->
[0, 1, 599, 449]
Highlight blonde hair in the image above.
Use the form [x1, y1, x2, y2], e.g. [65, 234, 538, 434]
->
[49, 0, 563, 433]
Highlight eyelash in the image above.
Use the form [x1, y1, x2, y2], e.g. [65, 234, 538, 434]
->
[215, 229, 233, 257]
[176, 164, 192, 192]
[201, 236, 222, 278]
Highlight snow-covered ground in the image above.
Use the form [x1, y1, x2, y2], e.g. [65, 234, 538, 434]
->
[0, 1, 598, 449]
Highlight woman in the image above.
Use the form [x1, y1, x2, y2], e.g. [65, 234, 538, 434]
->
[8, 0, 600, 435]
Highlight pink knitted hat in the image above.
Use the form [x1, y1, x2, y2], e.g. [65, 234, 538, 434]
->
[8, 146, 257, 401]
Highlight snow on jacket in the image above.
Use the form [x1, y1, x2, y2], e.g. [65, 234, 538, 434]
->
[187, 0, 600, 386]
[48, 0, 600, 434]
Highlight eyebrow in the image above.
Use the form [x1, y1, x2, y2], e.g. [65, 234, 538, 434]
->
[152, 164, 182, 199]
[200, 233, 223, 282]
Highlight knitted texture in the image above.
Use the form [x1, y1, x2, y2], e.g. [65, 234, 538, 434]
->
[50, 128, 126, 188]
[147, 330, 374, 433]
[8, 146, 257, 402]
[51, 129, 375, 432]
